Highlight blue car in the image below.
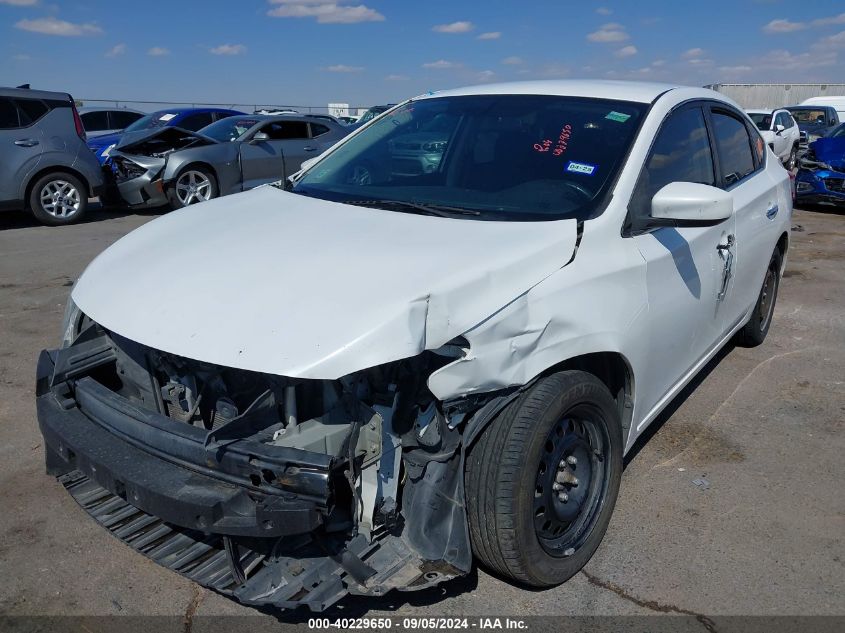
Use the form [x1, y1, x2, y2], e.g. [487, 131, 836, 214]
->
[795, 123, 845, 206]
[88, 107, 244, 165]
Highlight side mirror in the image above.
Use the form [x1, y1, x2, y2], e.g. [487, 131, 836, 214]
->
[651, 182, 733, 223]
[250, 131, 269, 143]
[775, 124, 785, 134]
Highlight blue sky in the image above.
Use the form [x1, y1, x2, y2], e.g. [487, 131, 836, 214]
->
[2, 0, 844, 110]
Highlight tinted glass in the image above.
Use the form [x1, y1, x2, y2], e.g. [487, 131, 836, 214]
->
[628, 107, 714, 221]
[310, 123, 330, 137]
[0, 98, 19, 128]
[81, 111, 110, 131]
[124, 112, 174, 132]
[110, 110, 143, 129]
[178, 112, 215, 131]
[264, 121, 309, 139]
[15, 99, 49, 126]
[294, 95, 646, 221]
[711, 111, 755, 185]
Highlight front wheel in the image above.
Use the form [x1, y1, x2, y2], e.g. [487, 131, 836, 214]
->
[167, 166, 218, 209]
[736, 248, 782, 347]
[785, 146, 798, 171]
[465, 370, 623, 586]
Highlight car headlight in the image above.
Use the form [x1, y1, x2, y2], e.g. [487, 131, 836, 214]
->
[101, 144, 116, 158]
[60, 294, 82, 348]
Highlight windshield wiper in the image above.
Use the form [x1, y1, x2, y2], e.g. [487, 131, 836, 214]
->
[343, 199, 481, 217]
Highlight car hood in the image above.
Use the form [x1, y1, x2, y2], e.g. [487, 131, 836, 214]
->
[810, 136, 845, 170]
[115, 126, 217, 153]
[72, 186, 578, 379]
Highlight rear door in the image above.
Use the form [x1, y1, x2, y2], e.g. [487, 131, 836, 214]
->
[0, 97, 45, 204]
[707, 105, 782, 329]
[626, 103, 736, 420]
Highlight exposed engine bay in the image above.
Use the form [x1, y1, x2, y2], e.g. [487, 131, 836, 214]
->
[37, 321, 512, 611]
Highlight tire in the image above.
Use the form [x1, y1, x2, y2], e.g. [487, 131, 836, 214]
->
[167, 165, 218, 209]
[465, 370, 623, 587]
[736, 247, 782, 347]
[28, 171, 88, 226]
[785, 145, 798, 171]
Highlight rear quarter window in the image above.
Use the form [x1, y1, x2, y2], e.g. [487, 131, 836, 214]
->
[0, 98, 19, 129]
[14, 98, 49, 126]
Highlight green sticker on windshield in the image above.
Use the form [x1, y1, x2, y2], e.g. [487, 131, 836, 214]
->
[605, 111, 631, 123]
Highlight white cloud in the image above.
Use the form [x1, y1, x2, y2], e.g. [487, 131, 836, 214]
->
[682, 47, 705, 59]
[433, 21, 474, 33]
[718, 65, 752, 74]
[475, 70, 496, 82]
[105, 43, 126, 57]
[651, 59, 666, 66]
[501, 56, 523, 65]
[0, 0, 39, 5]
[596, 7, 612, 15]
[687, 57, 713, 66]
[210, 43, 246, 55]
[812, 12, 845, 27]
[422, 59, 458, 69]
[477, 31, 501, 40]
[148, 46, 170, 56]
[12, 53, 31, 60]
[635, 67, 652, 74]
[587, 23, 628, 43]
[267, 0, 385, 24]
[15, 16, 102, 36]
[762, 19, 806, 33]
[819, 30, 845, 47]
[324, 64, 364, 72]
[385, 74, 409, 81]
[615, 45, 637, 58]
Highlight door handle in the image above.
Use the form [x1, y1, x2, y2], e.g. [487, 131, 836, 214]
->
[766, 203, 779, 219]
[14, 139, 39, 147]
[303, 146, 317, 152]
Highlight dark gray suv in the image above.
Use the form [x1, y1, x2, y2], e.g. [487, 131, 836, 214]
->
[1, 87, 105, 225]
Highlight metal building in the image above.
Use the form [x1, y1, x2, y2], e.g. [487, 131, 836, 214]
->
[704, 83, 845, 109]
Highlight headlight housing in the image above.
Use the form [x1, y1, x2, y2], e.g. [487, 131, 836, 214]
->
[60, 294, 82, 348]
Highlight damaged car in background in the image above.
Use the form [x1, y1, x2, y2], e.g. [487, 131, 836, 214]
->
[108, 114, 349, 209]
[37, 81, 791, 612]
[796, 122, 845, 207]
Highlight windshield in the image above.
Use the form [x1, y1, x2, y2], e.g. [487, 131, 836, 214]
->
[123, 111, 180, 133]
[200, 116, 262, 142]
[786, 108, 829, 125]
[293, 95, 646, 221]
[748, 113, 772, 131]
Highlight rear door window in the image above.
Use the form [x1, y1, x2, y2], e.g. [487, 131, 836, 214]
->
[309, 123, 330, 138]
[264, 121, 309, 140]
[110, 110, 143, 129]
[81, 110, 110, 132]
[0, 98, 19, 129]
[710, 110, 756, 186]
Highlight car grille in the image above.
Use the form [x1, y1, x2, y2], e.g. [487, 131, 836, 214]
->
[823, 178, 845, 192]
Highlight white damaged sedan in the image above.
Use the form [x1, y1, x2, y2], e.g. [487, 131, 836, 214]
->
[38, 80, 791, 611]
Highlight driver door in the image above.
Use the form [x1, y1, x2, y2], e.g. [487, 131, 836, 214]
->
[239, 122, 287, 190]
[626, 104, 736, 428]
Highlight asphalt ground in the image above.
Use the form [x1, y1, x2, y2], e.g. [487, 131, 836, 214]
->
[0, 202, 842, 630]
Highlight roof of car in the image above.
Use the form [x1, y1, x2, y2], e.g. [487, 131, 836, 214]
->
[420, 80, 690, 104]
[0, 86, 72, 101]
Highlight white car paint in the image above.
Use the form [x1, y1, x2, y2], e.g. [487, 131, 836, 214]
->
[746, 108, 801, 165]
[70, 80, 792, 455]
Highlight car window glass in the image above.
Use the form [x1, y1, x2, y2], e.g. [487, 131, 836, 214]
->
[310, 123, 330, 138]
[0, 98, 19, 128]
[15, 99, 49, 126]
[263, 121, 309, 140]
[178, 113, 215, 131]
[711, 111, 755, 186]
[748, 112, 772, 131]
[81, 111, 110, 131]
[110, 110, 143, 129]
[628, 107, 714, 220]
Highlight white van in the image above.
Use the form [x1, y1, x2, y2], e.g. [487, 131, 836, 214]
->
[800, 96, 845, 120]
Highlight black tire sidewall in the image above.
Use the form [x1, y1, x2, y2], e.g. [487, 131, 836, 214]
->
[168, 166, 218, 209]
[29, 172, 88, 226]
[740, 248, 783, 346]
[506, 373, 623, 586]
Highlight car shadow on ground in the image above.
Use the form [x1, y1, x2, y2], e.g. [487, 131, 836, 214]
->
[0, 203, 166, 230]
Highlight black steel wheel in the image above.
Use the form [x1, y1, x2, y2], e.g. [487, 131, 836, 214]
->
[466, 370, 623, 587]
[737, 247, 783, 347]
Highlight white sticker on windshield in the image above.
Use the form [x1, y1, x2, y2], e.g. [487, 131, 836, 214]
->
[566, 161, 597, 176]
[158, 113, 177, 121]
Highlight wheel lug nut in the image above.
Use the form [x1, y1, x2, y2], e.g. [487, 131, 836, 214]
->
[566, 456, 577, 466]
[558, 493, 569, 502]
[552, 482, 562, 491]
